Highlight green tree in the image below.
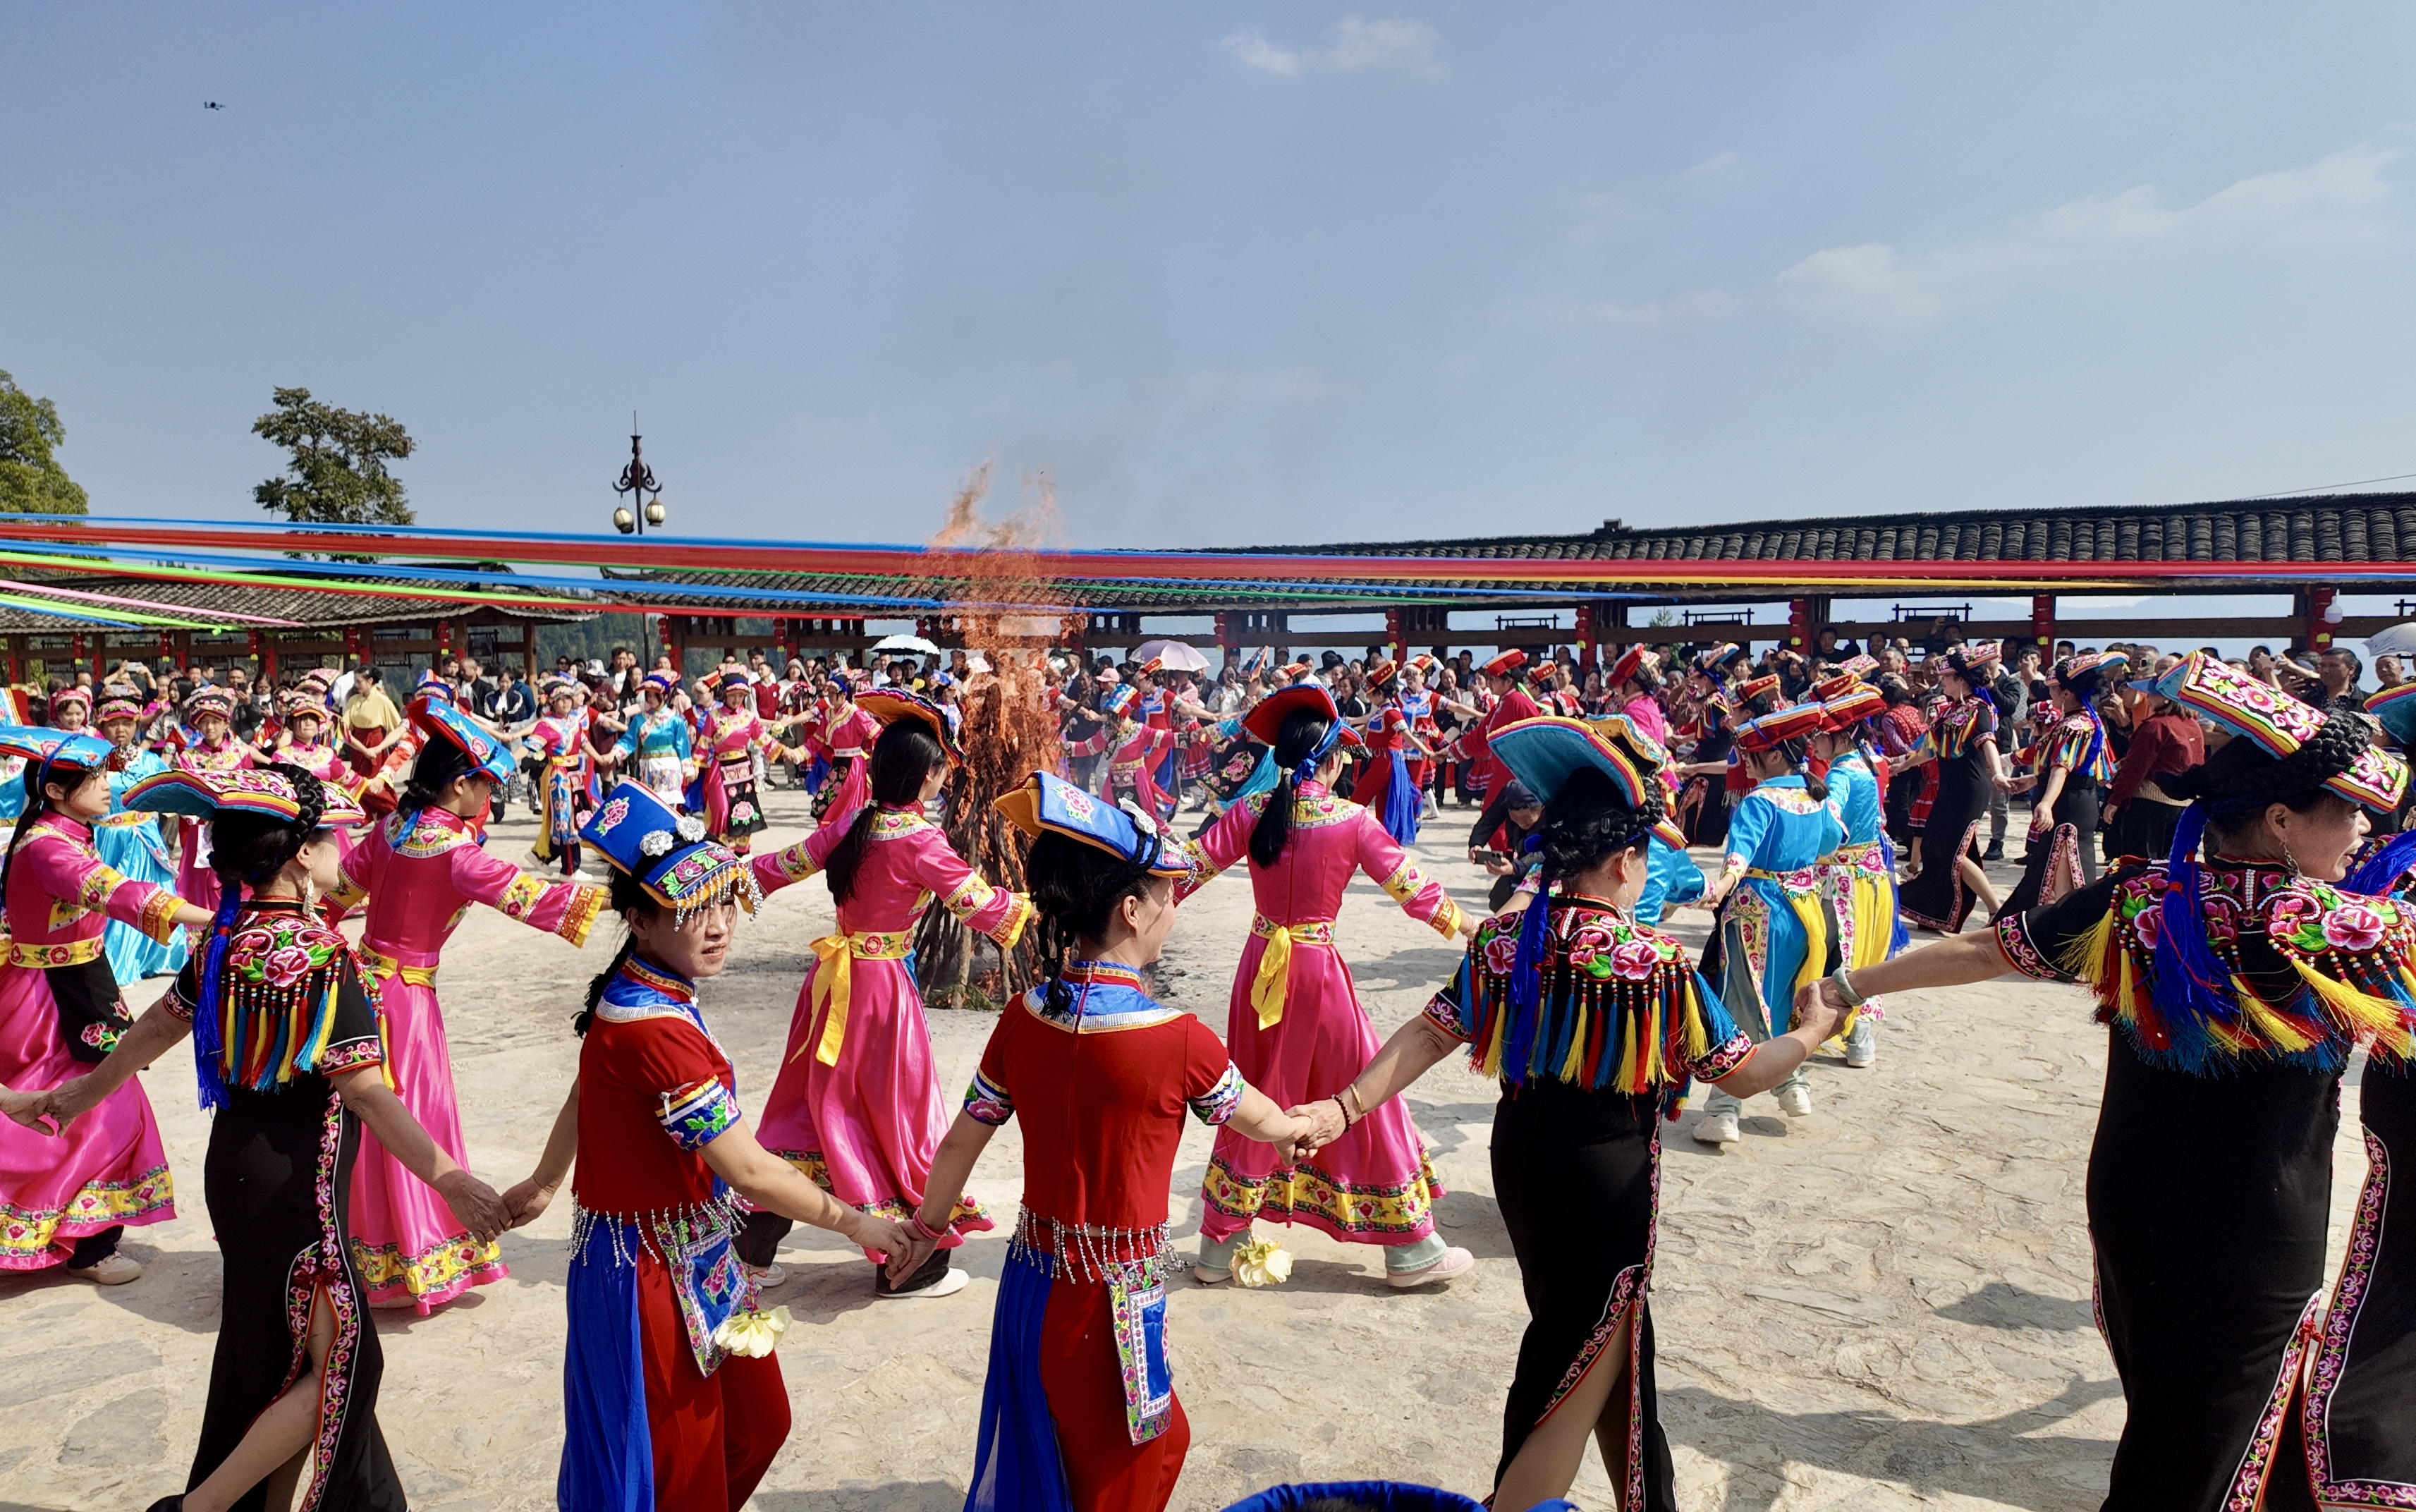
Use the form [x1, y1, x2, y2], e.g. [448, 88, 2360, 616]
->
[252, 387, 416, 525]
[0, 370, 92, 516]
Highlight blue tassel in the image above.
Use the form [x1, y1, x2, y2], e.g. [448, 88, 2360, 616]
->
[1503, 838, 1550, 1079]
[1377, 747, 1420, 845]
[190, 884, 242, 1111]
[2348, 828, 2416, 897]
[2149, 801, 2236, 1071]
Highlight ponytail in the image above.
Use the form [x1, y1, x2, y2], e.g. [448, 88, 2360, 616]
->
[827, 719, 946, 905]
[1248, 707, 1336, 870]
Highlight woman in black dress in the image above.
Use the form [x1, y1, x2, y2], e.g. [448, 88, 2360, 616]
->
[1895, 643, 2008, 932]
[1296, 715, 1845, 1511]
[44, 764, 508, 1512]
[2000, 650, 2124, 917]
[1796, 651, 2416, 1508]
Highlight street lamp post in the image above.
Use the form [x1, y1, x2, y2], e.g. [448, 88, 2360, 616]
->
[613, 416, 666, 535]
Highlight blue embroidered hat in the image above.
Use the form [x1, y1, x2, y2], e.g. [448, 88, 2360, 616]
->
[996, 771, 1191, 878]
[1488, 716, 1649, 812]
[581, 779, 762, 918]
[0, 724, 115, 772]
[408, 693, 518, 784]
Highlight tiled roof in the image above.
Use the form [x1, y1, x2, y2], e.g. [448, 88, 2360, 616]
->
[0, 572, 588, 633]
[1245, 493, 2416, 566]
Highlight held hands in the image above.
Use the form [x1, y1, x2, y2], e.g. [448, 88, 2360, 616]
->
[500, 1177, 557, 1230]
[434, 1171, 512, 1244]
[0, 1085, 61, 1135]
[1284, 1100, 1348, 1155]
[36, 1074, 107, 1128]
[1790, 977, 1850, 1042]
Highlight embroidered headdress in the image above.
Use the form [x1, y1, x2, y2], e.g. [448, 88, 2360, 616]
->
[1733, 702, 1827, 754]
[996, 769, 1192, 879]
[1692, 642, 1746, 675]
[581, 778, 761, 921]
[1240, 683, 1365, 784]
[1481, 650, 1527, 679]
[1606, 645, 1659, 689]
[857, 687, 965, 765]
[408, 690, 518, 784]
[2369, 679, 2416, 750]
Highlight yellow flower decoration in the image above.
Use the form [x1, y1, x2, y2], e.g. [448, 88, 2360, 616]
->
[1230, 1238, 1293, 1288]
[712, 1305, 793, 1358]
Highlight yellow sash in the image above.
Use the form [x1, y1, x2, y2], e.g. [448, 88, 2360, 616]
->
[1247, 917, 1334, 1030]
[357, 945, 439, 987]
[803, 930, 914, 1064]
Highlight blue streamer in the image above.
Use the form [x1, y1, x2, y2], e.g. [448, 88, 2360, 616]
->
[2149, 801, 2237, 1070]
[1503, 836, 1551, 1079]
[2348, 828, 2416, 896]
[1376, 745, 1420, 845]
[190, 882, 243, 1111]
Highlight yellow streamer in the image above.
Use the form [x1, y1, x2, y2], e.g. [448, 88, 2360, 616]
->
[1252, 927, 1296, 1030]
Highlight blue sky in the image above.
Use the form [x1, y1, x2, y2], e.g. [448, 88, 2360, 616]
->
[6, 4, 2416, 554]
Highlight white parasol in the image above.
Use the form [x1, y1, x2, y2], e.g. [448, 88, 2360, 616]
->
[1132, 639, 1211, 673]
[872, 633, 941, 656]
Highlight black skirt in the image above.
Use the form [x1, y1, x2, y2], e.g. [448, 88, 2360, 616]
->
[2087, 1034, 2336, 1511]
[1898, 748, 1991, 932]
[2001, 775, 2101, 917]
[2302, 1059, 2416, 1502]
[1490, 1078, 1678, 1509]
[193, 1080, 403, 1511]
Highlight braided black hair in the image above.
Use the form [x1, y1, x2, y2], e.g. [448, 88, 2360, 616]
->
[1025, 830, 1156, 1016]
[577, 868, 653, 1038]
[1753, 736, 1828, 803]
[208, 762, 331, 890]
[2166, 707, 2369, 847]
[1538, 766, 1664, 884]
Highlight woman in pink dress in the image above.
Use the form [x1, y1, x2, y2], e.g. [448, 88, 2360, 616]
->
[734, 689, 1033, 1298]
[1182, 683, 1479, 1287]
[327, 693, 606, 1310]
[171, 686, 260, 924]
[0, 726, 211, 1281]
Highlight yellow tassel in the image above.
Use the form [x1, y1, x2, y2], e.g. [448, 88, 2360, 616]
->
[1559, 1005, 1587, 1083]
[2288, 960, 2408, 1042]
[1613, 1012, 1640, 1091]
[2056, 911, 2115, 986]
[1681, 980, 1709, 1060]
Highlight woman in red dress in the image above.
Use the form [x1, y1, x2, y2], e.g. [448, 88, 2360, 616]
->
[888, 772, 1313, 1512]
[506, 779, 913, 1511]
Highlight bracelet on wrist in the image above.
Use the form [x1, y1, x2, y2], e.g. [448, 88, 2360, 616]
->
[1331, 1095, 1355, 1130]
[908, 1211, 949, 1243]
[1829, 967, 1867, 1008]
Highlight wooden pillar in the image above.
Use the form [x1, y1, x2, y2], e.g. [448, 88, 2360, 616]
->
[2031, 595, 2056, 657]
[2306, 586, 2341, 654]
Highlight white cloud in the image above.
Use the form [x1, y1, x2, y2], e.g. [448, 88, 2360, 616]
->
[1585, 141, 2401, 328]
[1221, 16, 1445, 80]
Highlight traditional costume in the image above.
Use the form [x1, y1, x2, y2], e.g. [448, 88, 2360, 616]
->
[1463, 651, 1542, 803]
[958, 772, 1246, 1512]
[130, 767, 406, 1510]
[613, 673, 695, 811]
[738, 690, 1029, 1285]
[1812, 683, 1904, 1056]
[2002, 650, 2123, 916]
[327, 695, 606, 1310]
[1987, 652, 2415, 1506]
[1606, 645, 1668, 748]
[813, 681, 881, 822]
[1697, 703, 1842, 1135]
[94, 693, 188, 985]
[172, 687, 260, 924]
[556, 780, 788, 1512]
[527, 683, 598, 876]
[1181, 685, 1468, 1277]
[1896, 644, 2003, 933]
[1422, 716, 1764, 1509]
[1348, 659, 1424, 846]
[685, 677, 793, 853]
[0, 726, 186, 1271]
[1093, 688, 1180, 824]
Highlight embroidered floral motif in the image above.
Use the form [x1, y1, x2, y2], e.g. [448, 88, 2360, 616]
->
[0, 1166, 174, 1266]
[964, 1068, 1015, 1126]
[659, 1077, 741, 1150]
[2300, 1128, 2412, 1506]
[1994, 914, 2056, 980]
[1201, 1150, 1443, 1236]
[1187, 1063, 1245, 1126]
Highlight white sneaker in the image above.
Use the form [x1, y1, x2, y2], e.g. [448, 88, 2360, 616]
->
[1694, 1109, 1741, 1145]
[1386, 1245, 1474, 1289]
[745, 1262, 788, 1291]
[63, 1252, 142, 1286]
[1778, 1084, 1813, 1118]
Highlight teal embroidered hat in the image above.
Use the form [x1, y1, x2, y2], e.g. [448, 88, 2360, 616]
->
[996, 770, 1191, 878]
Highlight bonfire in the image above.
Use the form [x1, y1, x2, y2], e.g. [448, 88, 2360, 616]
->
[910, 461, 1068, 1008]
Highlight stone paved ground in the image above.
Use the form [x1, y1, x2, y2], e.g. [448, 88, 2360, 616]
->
[0, 788, 2375, 1510]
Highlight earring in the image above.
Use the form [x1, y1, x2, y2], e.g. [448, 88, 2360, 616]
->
[2280, 837, 2303, 877]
